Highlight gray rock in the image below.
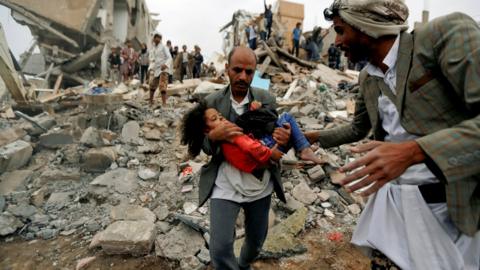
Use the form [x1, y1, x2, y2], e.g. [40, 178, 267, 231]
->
[110, 205, 156, 223]
[35, 168, 80, 186]
[0, 212, 24, 235]
[155, 223, 205, 260]
[180, 256, 204, 270]
[32, 214, 50, 227]
[138, 166, 159, 181]
[80, 127, 104, 147]
[6, 204, 37, 219]
[121, 121, 141, 144]
[347, 204, 361, 215]
[0, 140, 33, 174]
[235, 207, 308, 259]
[153, 205, 169, 221]
[0, 170, 33, 195]
[39, 132, 74, 149]
[95, 220, 156, 255]
[197, 247, 211, 264]
[156, 221, 171, 234]
[82, 147, 117, 173]
[299, 104, 316, 116]
[45, 192, 73, 211]
[50, 219, 68, 229]
[307, 165, 326, 183]
[282, 194, 304, 212]
[292, 182, 317, 205]
[37, 228, 58, 239]
[90, 168, 138, 194]
[24, 114, 56, 136]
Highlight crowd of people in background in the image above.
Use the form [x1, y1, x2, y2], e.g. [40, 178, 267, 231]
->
[107, 37, 211, 86]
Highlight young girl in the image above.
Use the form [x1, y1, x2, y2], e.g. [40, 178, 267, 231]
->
[180, 100, 324, 174]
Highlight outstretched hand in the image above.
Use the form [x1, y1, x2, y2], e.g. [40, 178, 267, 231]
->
[338, 140, 426, 196]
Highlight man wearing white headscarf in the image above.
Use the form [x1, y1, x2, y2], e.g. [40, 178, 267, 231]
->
[306, 0, 480, 269]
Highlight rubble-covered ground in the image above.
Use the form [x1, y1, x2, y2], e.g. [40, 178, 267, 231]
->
[0, 48, 371, 269]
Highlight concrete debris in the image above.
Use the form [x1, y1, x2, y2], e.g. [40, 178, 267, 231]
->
[82, 147, 117, 173]
[94, 220, 156, 255]
[80, 127, 104, 147]
[39, 132, 74, 149]
[235, 207, 308, 259]
[110, 205, 156, 223]
[292, 182, 317, 205]
[0, 140, 33, 174]
[0, 169, 32, 195]
[89, 168, 138, 194]
[155, 223, 205, 260]
[0, 212, 24, 236]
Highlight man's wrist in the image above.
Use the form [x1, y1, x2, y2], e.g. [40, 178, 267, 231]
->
[407, 140, 426, 164]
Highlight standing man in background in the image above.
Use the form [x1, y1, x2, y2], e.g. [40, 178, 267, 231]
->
[292, 22, 302, 57]
[148, 33, 171, 106]
[264, 0, 273, 39]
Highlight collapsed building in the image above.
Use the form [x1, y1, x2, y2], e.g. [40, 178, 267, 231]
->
[0, 0, 158, 105]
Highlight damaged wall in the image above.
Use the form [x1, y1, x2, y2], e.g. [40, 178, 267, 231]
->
[0, 0, 156, 87]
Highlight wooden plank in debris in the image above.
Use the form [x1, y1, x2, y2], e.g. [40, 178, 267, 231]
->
[0, 44, 28, 104]
[260, 41, 289, 72]
[274, 47, 317, 69]
[346, 98, 356, 115]
[53, 73, 63, 94]
[166, 79, 202, 95]
[277, 100, 304, 107]
[258, 56, 271, 77]
[38, 92, 67, 104]
[283, 79, 298, 100]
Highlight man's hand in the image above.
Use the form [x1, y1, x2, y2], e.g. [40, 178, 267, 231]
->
[273, 123, 291, 147]
[161, 64, 168, 71]
[338, 140, 426, 196]
[270, 144, 283, 162]
[208, 122, 243, 143]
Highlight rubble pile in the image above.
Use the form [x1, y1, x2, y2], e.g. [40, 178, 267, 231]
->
[0, 42, 367, 268]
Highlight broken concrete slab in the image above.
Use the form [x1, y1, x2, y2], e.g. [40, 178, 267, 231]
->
[6, 203, 37, 219]
[307, 165, 326, 183]
[0, 140, 33, 174]
[95, 220, 156, 255]
[39, 132, 74, 149]
[153, 205, 169, 221]
[89, 168, 138, 194]
[45, 192, 74, 211]
[292, 182, 317, 205]
[180, 256, 204, 270]
[36, 168, 81, 186]
[0, 127, 27, 147]
[299, 104, 316, 116]
[110, 205, 156, 223]
[80, 127, 104, 147]
[155, 223, 205, 260]
[121, 121, 142, 145]
[235, 207, 308, 259]
[82, 147, 117, 173]
[24, 114, 57, 136]
[0, 212, 24, 236]
[0, 169, 33, 195]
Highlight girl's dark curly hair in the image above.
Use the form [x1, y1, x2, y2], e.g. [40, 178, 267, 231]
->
[180, 99, 208, 157]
